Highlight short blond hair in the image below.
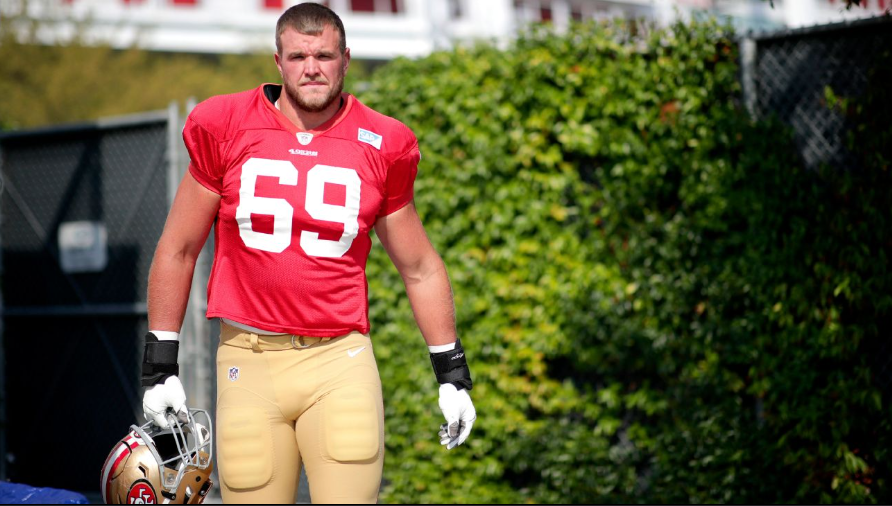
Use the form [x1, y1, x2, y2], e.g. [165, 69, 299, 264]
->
[275, 3, 347, 55]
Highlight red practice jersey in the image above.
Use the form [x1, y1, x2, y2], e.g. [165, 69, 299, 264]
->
[183, 84, 419, 336]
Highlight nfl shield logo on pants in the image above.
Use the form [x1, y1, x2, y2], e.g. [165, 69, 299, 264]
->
[228, 366, 239, 382]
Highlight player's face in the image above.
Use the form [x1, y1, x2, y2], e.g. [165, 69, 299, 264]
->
[276, 25, 349, 114]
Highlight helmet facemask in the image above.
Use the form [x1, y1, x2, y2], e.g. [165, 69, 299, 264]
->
[132, 408, 214, 499]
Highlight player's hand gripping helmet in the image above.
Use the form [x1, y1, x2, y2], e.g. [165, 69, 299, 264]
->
[100, 408, 214, 504]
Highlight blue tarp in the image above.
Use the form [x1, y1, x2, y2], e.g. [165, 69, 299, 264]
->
[0, 481, 89, 504]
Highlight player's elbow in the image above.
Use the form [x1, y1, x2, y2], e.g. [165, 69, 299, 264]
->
[152, 235, 202, 268]
[397, 253, 445, 286]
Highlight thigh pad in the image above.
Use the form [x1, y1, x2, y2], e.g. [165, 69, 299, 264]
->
[217, 404, 275, 489]
[322, 386, 381, 463]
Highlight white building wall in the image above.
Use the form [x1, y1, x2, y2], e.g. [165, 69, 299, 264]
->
[1, 0, 889, 58]
[780, 0, 887, 27]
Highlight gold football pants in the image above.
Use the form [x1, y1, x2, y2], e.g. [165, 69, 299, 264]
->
[215, 323, 384, 504]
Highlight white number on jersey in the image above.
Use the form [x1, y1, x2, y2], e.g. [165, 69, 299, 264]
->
[301, 164, 362, 258]
[235, 158, 361, 257]
[235, 158, 297, 253]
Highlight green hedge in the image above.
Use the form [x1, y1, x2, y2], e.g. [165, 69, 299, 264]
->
[358, 18, 892, 504]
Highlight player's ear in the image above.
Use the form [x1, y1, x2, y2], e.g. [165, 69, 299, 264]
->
[274, 52, 285, 80]
[343, 47, 351, 73]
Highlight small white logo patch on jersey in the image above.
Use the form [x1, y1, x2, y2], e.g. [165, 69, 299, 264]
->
[357, 129, 382, 150]
[228, 366, 239, 381]
[296, 132, 314, 145]
[347, 346, 366, 358]
[289, 148, 318, 157]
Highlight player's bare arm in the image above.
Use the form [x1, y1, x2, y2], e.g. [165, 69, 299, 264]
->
[147, 171, 221, 332]
[375, 201, 476, 449]
[141, 171, 220, 430]
[374, 201, 457, 347]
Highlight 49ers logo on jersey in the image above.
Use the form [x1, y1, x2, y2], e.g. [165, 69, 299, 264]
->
[127, 480, 156, 504]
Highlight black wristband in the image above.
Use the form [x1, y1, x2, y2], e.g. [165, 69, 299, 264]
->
[142, 332, 180, 387]
[429, 339, 473, 391]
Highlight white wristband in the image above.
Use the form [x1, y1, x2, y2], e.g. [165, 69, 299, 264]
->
[150, 330, 179, 341]
[428, 342, 456, 353]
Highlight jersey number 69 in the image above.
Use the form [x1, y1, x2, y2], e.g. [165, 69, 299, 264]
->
[235, 157, 361, 258]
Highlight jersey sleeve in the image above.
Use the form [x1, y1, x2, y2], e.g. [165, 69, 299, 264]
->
[183, 114, 225, 194]
[379, 140, 420, 216]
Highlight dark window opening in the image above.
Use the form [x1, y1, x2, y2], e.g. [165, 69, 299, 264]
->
[351, 0, 375, 12]
[540, 6, 553, 21]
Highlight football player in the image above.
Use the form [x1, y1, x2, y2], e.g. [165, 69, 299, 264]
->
[139, 3, 476, 504]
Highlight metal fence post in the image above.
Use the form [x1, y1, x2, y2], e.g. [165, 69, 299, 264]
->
[739, 35, 758, 119]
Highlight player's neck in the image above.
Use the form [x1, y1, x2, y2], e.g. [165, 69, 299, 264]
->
[278, 95, 343, 132]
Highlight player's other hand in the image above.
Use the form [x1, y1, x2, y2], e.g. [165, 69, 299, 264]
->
[438, 383, 476, 449]
[142, 375, 188, 429]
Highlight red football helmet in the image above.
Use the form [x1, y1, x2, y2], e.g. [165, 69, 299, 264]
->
[100, 408, 214, 504]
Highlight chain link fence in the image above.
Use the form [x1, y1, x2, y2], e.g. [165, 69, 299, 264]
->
[0, 104, 214, 494]
[742, 15, 891, 171]
[740, 15, 892, 394]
